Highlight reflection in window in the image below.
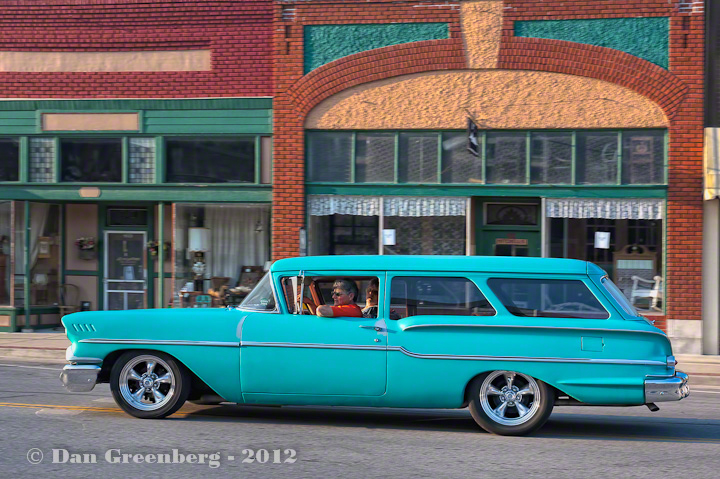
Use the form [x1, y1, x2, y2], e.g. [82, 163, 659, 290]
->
[487, 278, 609, 319]
[61, 138, 122, 182]
[166, 138, 255, 183]
[441, 132, 482, 183]
[390, 276, 494, 318]
[622, 131, 664, 184]
[306, 132, 352, 182]
[486, 132, 526, 184]
[383, 216, 465, 255]
[356, 133, 395, 183]
[576, 132, 618, 184]
[530, 132, 572, 184]
[0, 202, 11, 305]
[398, 133, 438, 183]
[0, 138, 19, 182]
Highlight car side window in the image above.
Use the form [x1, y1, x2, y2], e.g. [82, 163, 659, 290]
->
[389, 276, 495, 319]
[239, 273, 277, 312]
[486, 278, 609, 319]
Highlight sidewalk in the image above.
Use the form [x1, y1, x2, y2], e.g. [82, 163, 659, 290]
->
[0, 332, 719, 389]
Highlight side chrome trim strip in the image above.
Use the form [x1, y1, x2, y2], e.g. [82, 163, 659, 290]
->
[237, 341, 665, 366]
[390, 346, 666, 366]
[78, 339, 239, 347]
[241, 341, 386, 352]
[401, 323, 668, 337]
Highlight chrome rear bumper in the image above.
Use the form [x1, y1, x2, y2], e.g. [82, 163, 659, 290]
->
[645, 371, 689, 402]
[60, 364, 101, 392]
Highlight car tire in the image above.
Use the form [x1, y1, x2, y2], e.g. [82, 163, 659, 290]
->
[468, 370, 554, 436]
[110, 350, 191, 419]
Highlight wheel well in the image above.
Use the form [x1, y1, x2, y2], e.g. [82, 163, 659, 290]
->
[461, 371, 564, 408]
[97, 349, 220, 400]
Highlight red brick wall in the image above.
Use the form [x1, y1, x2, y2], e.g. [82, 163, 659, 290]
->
[272, 0, 463, 259]
[0, 0, 273, 98]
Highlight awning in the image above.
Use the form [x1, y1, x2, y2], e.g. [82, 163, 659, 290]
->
[546, 199, 663, 220]
[705, 128, 720, 200]
[308, 195, 466, 217]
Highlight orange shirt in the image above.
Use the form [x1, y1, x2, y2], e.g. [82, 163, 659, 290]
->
[330, 303, 363, 317]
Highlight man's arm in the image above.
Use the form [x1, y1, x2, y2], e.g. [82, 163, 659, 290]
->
[316, 305, 334, 317]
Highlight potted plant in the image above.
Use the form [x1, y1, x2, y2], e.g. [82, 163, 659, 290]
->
[146, 240, 171, 257]
[75, 236, 96, 260]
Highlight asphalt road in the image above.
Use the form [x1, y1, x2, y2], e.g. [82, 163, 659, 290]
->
[0, 358, 718, 478]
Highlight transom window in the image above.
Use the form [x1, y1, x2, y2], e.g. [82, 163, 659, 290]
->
[61, 138, 122, 182]
[306, 130, 666, 185]
[0, 138, 20, 182]
[487, 278, 609, 319]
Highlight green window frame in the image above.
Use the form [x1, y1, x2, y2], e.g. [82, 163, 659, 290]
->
[305, 129, 668, 186]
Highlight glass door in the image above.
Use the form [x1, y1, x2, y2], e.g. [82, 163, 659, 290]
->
[104, 231, 147, 310]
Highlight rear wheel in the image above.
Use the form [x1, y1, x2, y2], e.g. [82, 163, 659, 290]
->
[110, 351, 190, 419]
[468, 370, 554, 436]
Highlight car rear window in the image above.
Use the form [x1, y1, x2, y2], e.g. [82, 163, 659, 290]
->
[486, 278, 609, 319]
[390, 276, 495, 319]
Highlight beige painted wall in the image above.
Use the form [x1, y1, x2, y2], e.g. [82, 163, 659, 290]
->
[460, 0, 503, 69]
[0, 314, 9, 327]
[305, 70, 668, 130]
[0, 50, 211, 72]
[65, 275, 98, 311]
[43, 113, 139, 132]
[65, 204, 99, 271]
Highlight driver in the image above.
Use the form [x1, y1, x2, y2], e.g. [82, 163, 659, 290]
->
[316, 279, 363, 317]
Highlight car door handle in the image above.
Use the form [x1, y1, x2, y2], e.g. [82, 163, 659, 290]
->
[359, 325, 381, 331]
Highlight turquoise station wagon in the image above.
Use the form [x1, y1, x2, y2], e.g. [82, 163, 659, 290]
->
[60, 255, 688, 436]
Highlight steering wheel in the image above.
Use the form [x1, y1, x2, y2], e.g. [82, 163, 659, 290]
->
[302, 297, 317, 315]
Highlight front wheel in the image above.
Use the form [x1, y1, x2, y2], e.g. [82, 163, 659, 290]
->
[468, 370, 554, 436]
[110, 351, 190, 419]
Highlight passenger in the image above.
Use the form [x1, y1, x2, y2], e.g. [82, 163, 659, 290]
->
[362, 277, 379, 319]
[316, 279, 363, 318]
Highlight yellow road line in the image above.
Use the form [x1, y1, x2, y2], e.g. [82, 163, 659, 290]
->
[0, 401, 192, 417]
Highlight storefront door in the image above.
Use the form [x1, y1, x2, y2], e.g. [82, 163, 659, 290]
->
[103, 231, 147, 310]
[475, 200, 542, 257]
[480, 231, 541, 257]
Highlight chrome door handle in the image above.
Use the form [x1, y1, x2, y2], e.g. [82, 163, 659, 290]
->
[359, 325, 381, 331]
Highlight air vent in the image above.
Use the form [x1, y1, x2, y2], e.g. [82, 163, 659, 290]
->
[72, 323, 96, 333]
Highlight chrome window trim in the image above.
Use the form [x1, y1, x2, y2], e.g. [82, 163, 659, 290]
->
[400, 323, 668, 337]
[79, 339, 239, 347]
[237, 340, 665, 366]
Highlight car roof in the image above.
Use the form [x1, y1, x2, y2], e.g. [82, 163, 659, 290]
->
[271, 255, 602, 275]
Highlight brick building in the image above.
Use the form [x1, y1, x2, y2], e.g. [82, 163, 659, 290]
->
[0, 0, 274, 330]
[271, 0, 706, 353]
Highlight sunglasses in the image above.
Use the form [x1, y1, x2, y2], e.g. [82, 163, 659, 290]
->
[331, 290, 348, 297]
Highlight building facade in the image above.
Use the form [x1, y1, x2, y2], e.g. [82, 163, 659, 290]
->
[0, 0, 274, 331]
[271, 0, 706, 352]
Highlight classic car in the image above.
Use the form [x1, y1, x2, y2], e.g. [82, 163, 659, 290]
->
[60, 255, 689, 436]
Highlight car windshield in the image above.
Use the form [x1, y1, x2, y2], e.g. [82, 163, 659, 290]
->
[601, 276, 638, 317]
[239, 272, 277, 312]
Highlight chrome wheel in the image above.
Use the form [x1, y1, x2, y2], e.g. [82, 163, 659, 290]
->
[118, 355, 176, 412]
[479, 371, 541, 426]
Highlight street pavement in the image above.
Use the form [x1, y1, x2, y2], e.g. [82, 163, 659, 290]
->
[0, 357, 719, 478]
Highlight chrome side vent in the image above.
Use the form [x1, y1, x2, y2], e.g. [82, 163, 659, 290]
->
[72, 323, 97, 333]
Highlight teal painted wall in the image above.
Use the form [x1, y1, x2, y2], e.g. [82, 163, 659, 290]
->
[514, 17, 669, 69]
[304, 23, 449, 74]
[0, 99, 273, 135]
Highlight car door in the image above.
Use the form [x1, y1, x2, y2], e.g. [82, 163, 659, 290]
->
[240, 271, 387, 397]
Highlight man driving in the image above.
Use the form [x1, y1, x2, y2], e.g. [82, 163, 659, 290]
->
[316, 278, 363, 317]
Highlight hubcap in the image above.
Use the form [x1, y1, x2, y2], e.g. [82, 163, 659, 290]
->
[479, 371, 541, 426]
[118, 355, 175, 411]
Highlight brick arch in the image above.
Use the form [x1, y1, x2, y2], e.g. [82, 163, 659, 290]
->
[498, 37, 688, 119]
[285, 38, 467, 119]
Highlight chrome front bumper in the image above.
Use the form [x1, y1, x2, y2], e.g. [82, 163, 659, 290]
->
[645, 371, 690, 402]
[60, 364, 101, 392]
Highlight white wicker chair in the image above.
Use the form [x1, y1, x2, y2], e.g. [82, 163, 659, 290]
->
[630, 275, 662, 311]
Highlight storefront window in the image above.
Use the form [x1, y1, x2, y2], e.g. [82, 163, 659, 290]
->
[0, 202, 11, 305]
[308, 214, 379, 255]
[549, 217, 663, 312]
[398, 133, 438, 183]
[576, 132, 618, 184]
[383, 216, 465, 255]
[307, 132, 353, 182]
[485, 132, 526, 184]
[172, 203, 270, 308]
[0, 138, 19, 182]
[530, 133, 572, 184]
[441, 132, 482, 183]
[61, 138, 122, 182]
[128, 138, 156, 184]
[622, 131, 665, 184]
[356, 133, 394, 183]
[166, 137, 255, 183]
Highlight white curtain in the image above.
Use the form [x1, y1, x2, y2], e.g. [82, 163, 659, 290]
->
[307, 195, 467, 217]
[545, 199, 663, 220]
[29, 203, 50, 270]
[204, 205, 270, 285]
